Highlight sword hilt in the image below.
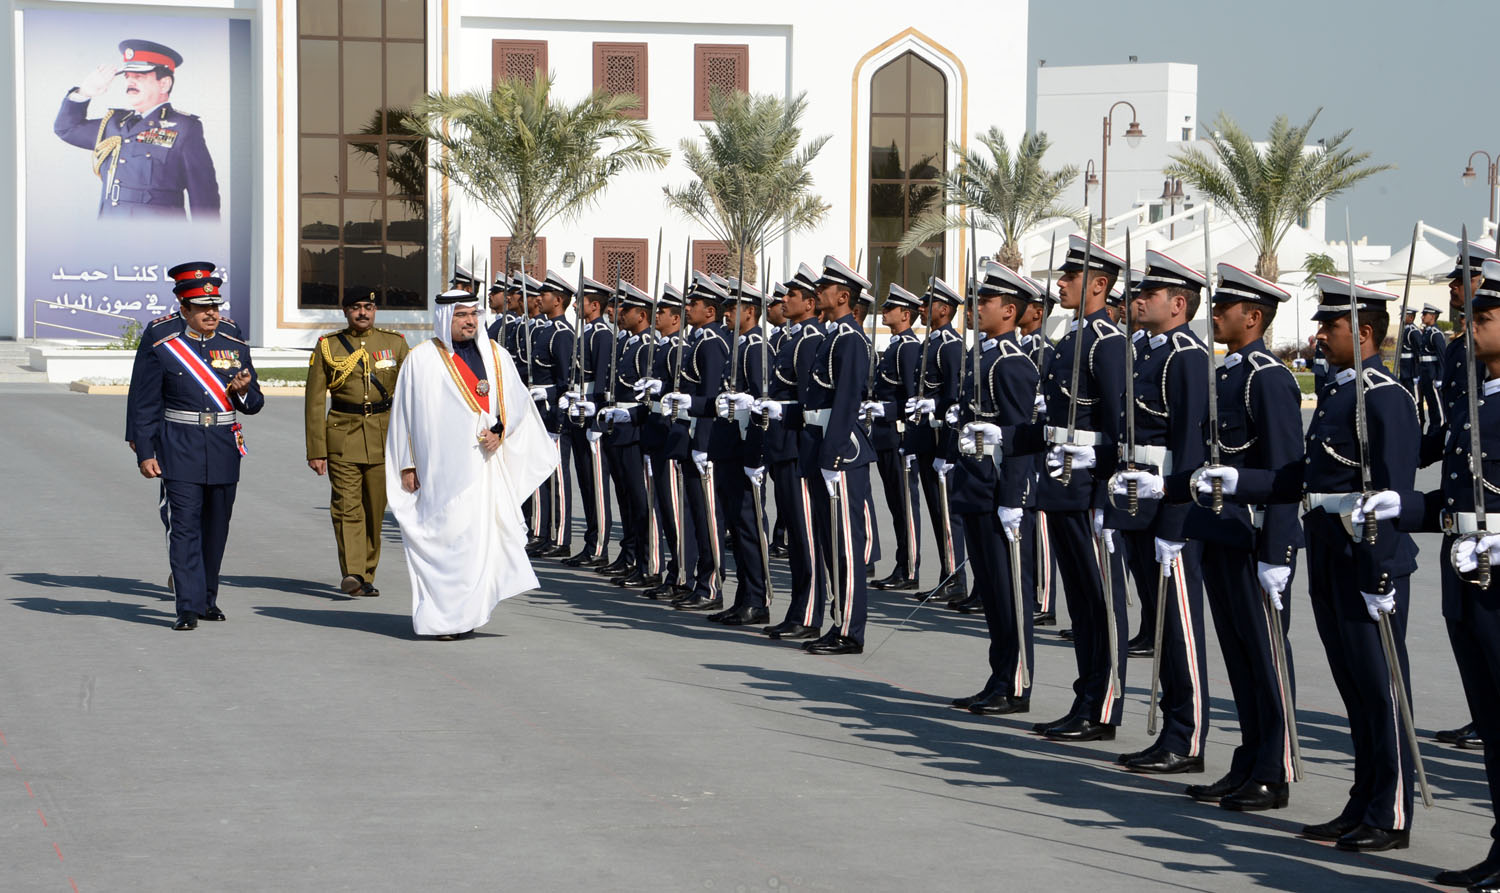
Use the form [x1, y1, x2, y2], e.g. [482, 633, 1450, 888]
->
[1480, 549, 1492, 589]
[1127, 479, 1139, 516]
[1212, 478, 1224, 514]
[1059, 452, 1074, 487]
[1363, 510, 1379, 546]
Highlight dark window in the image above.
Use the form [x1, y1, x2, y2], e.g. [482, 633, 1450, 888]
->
[493, 39, 547, 86]
[693, 45, 748, 120]
[489, 237, 547, 278]
[593, 238, 649, 287]
[593, 43, 647, 119]
[297, 0, 426, 309]
[692, 240, 731, 277]
[868, 52, 946, 300]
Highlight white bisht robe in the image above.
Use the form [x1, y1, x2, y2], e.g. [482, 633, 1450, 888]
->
[386, 335, 557, 635]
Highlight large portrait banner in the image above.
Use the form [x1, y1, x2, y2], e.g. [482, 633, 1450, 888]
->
[23, 10, 252, 340]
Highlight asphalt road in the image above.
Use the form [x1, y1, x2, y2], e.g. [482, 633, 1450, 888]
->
[0, 385, 1487, 892]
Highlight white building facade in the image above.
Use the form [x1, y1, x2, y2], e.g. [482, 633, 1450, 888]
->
[2, 0, 1028, 346]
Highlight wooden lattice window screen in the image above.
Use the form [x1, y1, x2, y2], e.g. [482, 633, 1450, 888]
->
[490, 236, 547, 280]
[692, 240, 730, 277]
[594, 239, 649, 288]
[493, 40, 547, 86]
[593, 43, 647, 119]
[693, 44, 748, 120]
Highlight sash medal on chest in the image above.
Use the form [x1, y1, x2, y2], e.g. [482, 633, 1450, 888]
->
[160, 338, 247, 455]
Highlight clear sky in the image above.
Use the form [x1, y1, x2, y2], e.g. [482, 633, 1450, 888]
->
[1027, 0, 1500, 248]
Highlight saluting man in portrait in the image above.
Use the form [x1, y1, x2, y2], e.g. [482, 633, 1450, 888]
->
[54, 39, 220, 220]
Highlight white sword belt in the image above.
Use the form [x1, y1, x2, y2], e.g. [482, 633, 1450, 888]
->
[165, 409, 237, 427]
[1442, 510, 1500, 535]
[1302, 491, 1357, 514]
[1123, 444, 1172, 475]
[1044, 425, 1102, 446]
[651, 401, 691, 421]
[804, 408, 832, 430]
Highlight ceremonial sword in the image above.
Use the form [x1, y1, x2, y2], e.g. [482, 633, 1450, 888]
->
[672, 240, 691, 591]
[642, 234, 665, 579]
[751, 243, 775, 608]
[1454, 229, 1491, 587]
[1057, 217, 1093, 487]
[1397, 222, 1420, 407]
[1111, 231, 1140, 514]
[863, 254, 882, 432]
[1195, 210, 1224, 512]
[601, 260, 621, 435]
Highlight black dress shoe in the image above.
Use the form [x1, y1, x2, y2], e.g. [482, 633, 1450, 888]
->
[866, 562, 876, 579]
[643, 584, 680, 600]
[201, 608, 227, 621]
[540, 544, 571, 559]
[914, 578, 964, 603]
[561, 551, 591, 567]
[1300, 816, 1361, 841]
[951, 690, 993, 710]
[617, 572, 662, 589]
[1220, 780, 1289, 811]
[1124, 750, 1203, 774]
[1116, 742, 1163, 766]
[600, 562, 639, 579]
[969, 695, 1030, 716]
[946, 586, 973, 608]
[669, 591, 699, 607]
[1434, 858, 1500, 887]
[1043, 716, 1116, 742]
[577, 555, 611, 569]
[719, 606, 769, 626]
[706, 607, 735, 623]
[1033, 610, 1056, 627]
[870, 571, 917, 590]
[1335, 824, 1409, 852]
[767, 623, 820, 640]
[674, 596, 722, 612]
[1459, 727, 1487, 749]
[595, 557, 631, 576]
[1032, 714, 1074, 734]
[769, 543, 790, 559]
[1185, 773, 1246, 803]
[804, 635, 863, 655]
[525, 540, 552, 557]
[172, 613, 197, 630]
[1471, 872, 1500, 893]
[1127, 635, 1155, 657]
[1059, 627, 1074, 641]
[952, 593, 984, 614]
[1437, 721, 1475, 744]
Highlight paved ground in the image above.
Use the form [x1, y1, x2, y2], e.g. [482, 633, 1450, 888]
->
[0, 385, 1489, 891]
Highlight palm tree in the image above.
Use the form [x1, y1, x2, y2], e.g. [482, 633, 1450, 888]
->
[1165, 109, 1392, 282]
[896, 128, 1079, 270]
[407, 76, 669, 271]
[663, 89, 830, 283]
[1302, 251, 1338, 289]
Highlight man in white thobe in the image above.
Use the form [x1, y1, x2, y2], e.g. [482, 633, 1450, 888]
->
[386, 289, 557, 638]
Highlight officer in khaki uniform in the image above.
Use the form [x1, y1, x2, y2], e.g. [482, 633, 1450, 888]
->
[305, 288, 409, 596]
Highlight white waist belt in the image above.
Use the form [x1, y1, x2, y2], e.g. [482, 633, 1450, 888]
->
[653, 401, 690, 421]
[1303, 491, 1356, 514]
[1045, 425, 1102, 446]
[165, 409, 237, 427]
[1419, 357, 1439, 362]
[612, 402, 640, 411]
[1126, 444, 1171, 475]
[805, 408, 832, 429]
[1443, 511, 1500, 535]
[1399, 352, 1414, 359]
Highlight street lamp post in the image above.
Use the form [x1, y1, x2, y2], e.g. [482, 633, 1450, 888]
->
[1082, 159, 1099, 216]
[1461, 150, 1498, 226]
[1100, 100, 1145, 242]
[1160, 177, 1184, 239]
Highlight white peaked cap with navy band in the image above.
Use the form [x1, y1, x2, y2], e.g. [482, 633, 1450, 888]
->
[1212, 263, 1290, 306]
[925, 276, 964, 306]
[1138, 250, 1206, 293]
[1448, 240, 1499, 280]
[977, 260, 1041, 300]
[723, 277, 765, 304]
[1312, 274, 1397, 321]
[1058, 233, 1126, 277]
[814, 255, 872, 294]
[540, 269, 576, 296]
[689, 271, 730, 302]
[786, 262, 820, 294]
[882, 282, 923, 310]
[658, 282, 686, 309]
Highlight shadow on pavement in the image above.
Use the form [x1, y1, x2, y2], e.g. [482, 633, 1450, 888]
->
[9, 595, 174, 627]
[222, 575, 351, 600]
[253, 605, 416, 639]
[9, 572, 172, 600]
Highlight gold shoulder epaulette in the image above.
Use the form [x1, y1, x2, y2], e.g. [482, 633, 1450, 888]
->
[153, 331, 181, 347]
[216, 332, 247, 345]
[376, 327, 407, 339]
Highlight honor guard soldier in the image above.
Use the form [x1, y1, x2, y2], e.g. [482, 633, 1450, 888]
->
[485, 275, 509, 342]
[1362, 259, 1500, 889]
[794, 257, 876, 655]
[1292, 275, 1419, 851]
[1416, 303, 1446, 429]
[708, 280, 771, 625]
[905, 276, 968, 606]
[866, 283, 925, 592]
[127, 274, 263, 629]
[947, 262, 1041, 715]
[1015, 234, 1129, 743]
[758, 264, 828, 639]
[1397, 307, 1420, 398]
[1019, 281, 1060, 627]
[766, 282, 792, 557]
[524, 270, 576, 559]
[638, 283, 695, 600]
[850, 288, 882, 577]
[594, 282, 658, 588]
[56, 40, 220, 218]
[450, 263, 477, 293]
[1107, 251, 1212, 774]
[561, 275, 615, 568]
[662, 274, 731, 610]
[1176, 265, 1304, 812]
[304, 287, 409, 596]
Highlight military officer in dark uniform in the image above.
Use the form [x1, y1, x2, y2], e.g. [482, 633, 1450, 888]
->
[797, 257, 875, 655]
[865, 283, 924, 592]
[638, 283, 696, 601]
[905, 278, 967, 605]
[758, 264, 827, 639]
[1014, 234, 1129, 743]
[662, 274, 731, 610]
[304, 287, 409, 597]
[1416, 303, 1446, 430]
[127, 275, 262, 629]
[561, 276, 615, 568]
[766, 283, 792, 557]
[524, 270, 576, 559]
[1179, 265, 1304, 813]
[1019, 283, 1059, 627]
[1107, 251, 1212, 774]
[947, 262, 1040, 714]
[593, 283, 657, 587]
[1397, 308, 1420, 398]
[56, 40, 219, 218]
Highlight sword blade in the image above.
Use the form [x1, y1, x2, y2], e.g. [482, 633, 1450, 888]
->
[1147, 567, 1170, 736]
[1009, 534, 1030, 690]
[751, 476, 775, 608]
[1377, 613, 1432, 807]
[1263, 589, 1303, 782]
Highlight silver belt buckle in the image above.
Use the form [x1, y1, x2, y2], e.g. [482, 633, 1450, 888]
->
[199, 411, 216, 427]
[1441, 510, 1456, 535]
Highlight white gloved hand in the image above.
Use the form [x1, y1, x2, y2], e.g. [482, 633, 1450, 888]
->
[529, 386, 549, 402]
[568, 400, 597, 419]
[601, 407, 630, 424]
[1047, 444, 1096, 478]
[726, 392, 755, 413]
[998, 506, 1023, 542]
[860, 400, 885, 419]
[557, 394, 572, 413]
[662, 392, 693, 413]
[1112, 470, 1165, 500]
[1353, 490, 1402, 525]
[1091, 508, 1117, 553]
[692, 450, 710, 476]
[903, 451, 916, 470]
[1154, 538, 1185, 577]
[821, 468, 840, 495]
[932, 458, 954, 477]
[744, 466, 766, 485]
[754, 398, 783, 421]
[585, 429, 603, 443]
[964, 422, 1003, 446]
[1195, 465, 1239, 497]
[715, 393, 734, 419]
[1481, 534, 1500, 571]
[1257, 561, 1290, 611]
[1362, 590, 1396, 622]
[944, 404, 961, 426]
[906, 397, 936, 415]
[636, 378, 663, 397]
[1034, 393, 1047, 414]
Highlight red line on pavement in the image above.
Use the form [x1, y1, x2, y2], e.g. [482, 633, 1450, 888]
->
[0, 730, 7, 744]
[38, 808, 47, 827]
[69, 879, 79, 893]
[53, 842, 63, 861]
[9, 753, 18, 770]
[25, 781, 34, 797]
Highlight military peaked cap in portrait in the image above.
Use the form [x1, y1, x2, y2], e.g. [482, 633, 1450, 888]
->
[117, 40, 183, 74]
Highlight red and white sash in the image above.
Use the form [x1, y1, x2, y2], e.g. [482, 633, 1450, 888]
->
[161, 337, 234, 411]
